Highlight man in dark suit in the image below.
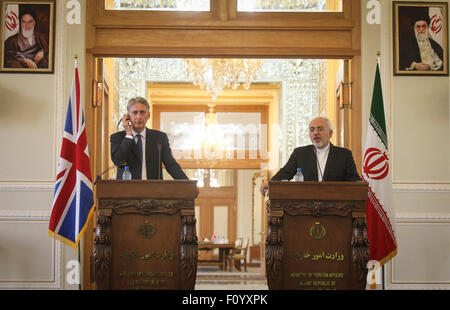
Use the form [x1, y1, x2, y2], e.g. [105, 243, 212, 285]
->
[260, 117, 361, 195]
[110, 97, 188, 180]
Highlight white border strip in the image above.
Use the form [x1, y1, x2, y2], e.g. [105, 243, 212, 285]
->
[0, 182, 55, 191]
[396, 212, 450, 223]
[393, 183, 450, 193]
[0, 210, 50, 220]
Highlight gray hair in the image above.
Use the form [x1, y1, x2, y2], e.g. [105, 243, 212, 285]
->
[311, 116, 334, 131]
[127, 96, 150, 112]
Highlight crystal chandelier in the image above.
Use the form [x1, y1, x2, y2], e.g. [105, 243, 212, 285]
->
[183, 58, 263, 99]
[199, 102, 230, 167]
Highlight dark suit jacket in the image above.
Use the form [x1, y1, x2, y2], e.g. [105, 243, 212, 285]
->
[399, 36, 443, 71]
[271, 144, 361, 182]
[110, 128, 188, 180]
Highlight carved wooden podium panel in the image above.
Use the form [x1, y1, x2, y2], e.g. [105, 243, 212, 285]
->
[93, 180, 198, 290]
[266, 181, 369, 290]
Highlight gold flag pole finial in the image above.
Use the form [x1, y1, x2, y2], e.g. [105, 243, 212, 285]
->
[74, 54, 78, 68]
[376, 51, 381, 66]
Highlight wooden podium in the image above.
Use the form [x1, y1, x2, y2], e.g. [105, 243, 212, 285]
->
[265, 181, 369, 290]
[92, 180, 198, 290]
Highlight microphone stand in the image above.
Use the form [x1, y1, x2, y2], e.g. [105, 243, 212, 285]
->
[94, 161, 127, 184]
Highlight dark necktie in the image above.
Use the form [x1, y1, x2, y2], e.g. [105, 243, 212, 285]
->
[136, 134, 143, 179]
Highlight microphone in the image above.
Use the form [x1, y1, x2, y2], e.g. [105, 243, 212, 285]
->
[157, 144, 162, 180]
[313, 148, 324, 182]
[94, 161, 127, 184]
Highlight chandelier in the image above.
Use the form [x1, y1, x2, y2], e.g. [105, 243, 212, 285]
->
[199, 102, 231, 167]
[183, 58, 263, 99]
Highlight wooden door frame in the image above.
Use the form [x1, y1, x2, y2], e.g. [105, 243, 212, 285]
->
[196, 197, 237, 242]
[196, 169, 238, 242]
[85, 0, 362, 168]
[83, 0, 362, 289]
[335, 60, 352, 149]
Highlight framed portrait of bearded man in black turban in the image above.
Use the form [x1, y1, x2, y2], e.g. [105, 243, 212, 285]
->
[1, 0, 55, 73]
[394, 2, 448, 76]
[393, 2, 448, 76]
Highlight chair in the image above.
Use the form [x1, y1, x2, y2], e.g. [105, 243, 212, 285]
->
[230, 237, 249, 272]
[226, 238, 242, 270]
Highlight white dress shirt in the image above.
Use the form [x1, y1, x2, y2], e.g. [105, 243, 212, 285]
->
[315, 143, 330, 182]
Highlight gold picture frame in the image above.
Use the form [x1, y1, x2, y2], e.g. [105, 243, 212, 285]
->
[1, 0, 55, 73]
[393, 1, 448, 76]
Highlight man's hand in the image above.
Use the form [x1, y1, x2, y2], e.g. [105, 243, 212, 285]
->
[24, 58, 37, 69]
[260, 181, 268, 196]
[34, 50, 44, 64]
[414, 63, 431, 71]
[122, 113, 132, 136]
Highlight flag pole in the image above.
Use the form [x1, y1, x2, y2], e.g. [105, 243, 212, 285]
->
[376, 50, 386, 291]
[74, 53, 82, 291]
[78, 243, 81, 290]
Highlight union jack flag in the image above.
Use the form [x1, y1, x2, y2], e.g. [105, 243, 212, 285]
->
[49, 68, 94, 249]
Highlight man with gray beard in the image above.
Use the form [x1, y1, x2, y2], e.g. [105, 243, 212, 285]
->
[259, 117, 361, 195]
[4, 9, 48, 69]
[399, 14, 443, 71]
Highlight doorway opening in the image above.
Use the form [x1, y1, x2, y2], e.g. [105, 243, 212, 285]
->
[93, 56, 351, 278]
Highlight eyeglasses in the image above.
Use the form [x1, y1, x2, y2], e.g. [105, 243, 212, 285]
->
[309, 126, 326, 132]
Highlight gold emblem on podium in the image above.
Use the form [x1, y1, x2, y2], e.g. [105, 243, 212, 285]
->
[139, 221, 155, 238]
[309, 222, 326, 240]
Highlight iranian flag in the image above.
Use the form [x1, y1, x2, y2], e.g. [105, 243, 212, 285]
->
[429, 6, 444, 48]
[362, 63, 398, 266]
[4, 4, 19, 41]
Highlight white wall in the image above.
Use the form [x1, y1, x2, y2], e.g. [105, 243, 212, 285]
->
[362, 0, 450, 289]
[0, 0, 86, 289]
